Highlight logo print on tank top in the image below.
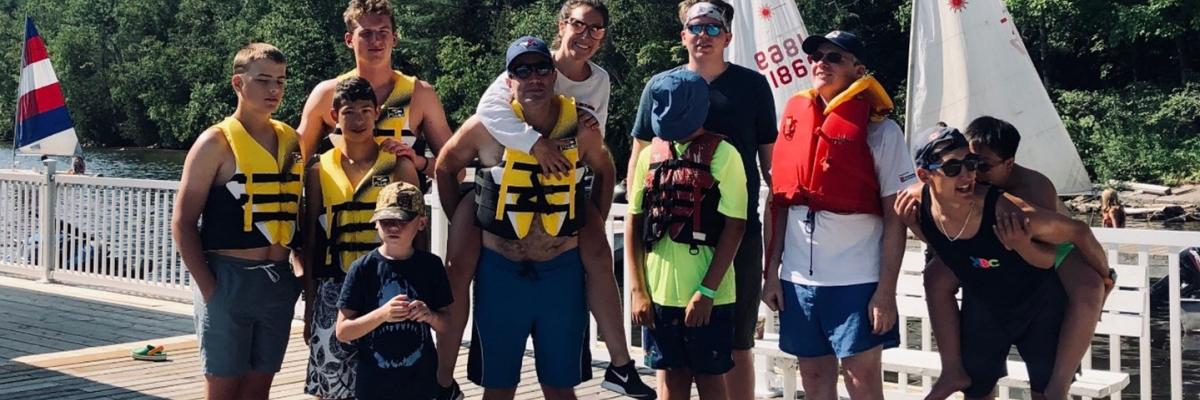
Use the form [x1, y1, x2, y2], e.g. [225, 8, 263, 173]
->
[969, 256, 1001, 269]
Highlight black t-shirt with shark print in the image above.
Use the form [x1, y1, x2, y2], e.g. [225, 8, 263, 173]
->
[338, 249, 452, 400]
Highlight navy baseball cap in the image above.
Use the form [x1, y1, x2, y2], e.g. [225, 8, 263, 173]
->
[914, 126, 969, 169]
[802, 30, 866, 65]
[505, 36, 552, 72]
[650, 70, 709, 141]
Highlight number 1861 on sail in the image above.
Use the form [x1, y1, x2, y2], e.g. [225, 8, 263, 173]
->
[753, 34, 811, 88]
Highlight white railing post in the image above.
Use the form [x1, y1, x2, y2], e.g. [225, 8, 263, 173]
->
[38, 159, 57, 282]
[1167, 251, 1182, 400]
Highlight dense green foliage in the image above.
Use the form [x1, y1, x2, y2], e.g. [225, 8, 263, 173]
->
[0, 0, 1196, 182]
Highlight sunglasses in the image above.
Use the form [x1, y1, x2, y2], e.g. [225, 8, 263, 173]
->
[928, 155, 981, 177]
[565, 17, 606, 40]
[810, 51, 849, 65]
[509, 62, 554, 80]
[687, 23, 725, 37]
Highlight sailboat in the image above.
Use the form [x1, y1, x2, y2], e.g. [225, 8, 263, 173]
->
[15, 16, 80, 157]
[725, 0, 813, 122]
[904, 0, 1092, 194]
[726, 0, 1092, 195]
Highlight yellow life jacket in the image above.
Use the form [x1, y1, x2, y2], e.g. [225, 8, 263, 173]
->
[325, 69, 418, 149]
[200, 117, 303, 250]
[317, 149, 397, 274]
[475, 95, 586, 240]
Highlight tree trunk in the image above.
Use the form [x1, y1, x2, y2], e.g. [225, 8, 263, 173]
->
[1178, 34, 1194, 84]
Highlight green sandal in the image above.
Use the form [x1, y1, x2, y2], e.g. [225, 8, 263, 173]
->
[131, 344, 168, 361]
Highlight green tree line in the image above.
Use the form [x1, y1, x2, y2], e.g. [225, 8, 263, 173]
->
[0, 0, 1196, 183]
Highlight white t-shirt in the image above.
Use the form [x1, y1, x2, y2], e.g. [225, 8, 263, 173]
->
[476, 61, 611, 153]
[779, 118, 917, 287]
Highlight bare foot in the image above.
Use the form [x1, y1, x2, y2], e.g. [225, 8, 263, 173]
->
[925, 369, 971, 400]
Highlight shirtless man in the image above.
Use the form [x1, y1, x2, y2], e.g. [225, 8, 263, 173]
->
[897, 117, 1111, 399]
[297, 0, 452, 184]
[433, 36, 616, 400]
[898, 127, 1110, 400]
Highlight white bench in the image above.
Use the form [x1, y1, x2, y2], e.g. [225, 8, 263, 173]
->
[754, 248, 1137, 399]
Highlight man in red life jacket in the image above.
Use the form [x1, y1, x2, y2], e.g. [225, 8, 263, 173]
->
[761, 31, 916, 400]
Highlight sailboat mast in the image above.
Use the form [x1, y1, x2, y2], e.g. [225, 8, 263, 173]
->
[903, 1, 918, 142]
[12, 15, 26, 168]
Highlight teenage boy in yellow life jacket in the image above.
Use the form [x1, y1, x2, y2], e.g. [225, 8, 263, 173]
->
[301, 76, 417, 400]
[172, 43, 302, 400]
[297, 0, 453, 191]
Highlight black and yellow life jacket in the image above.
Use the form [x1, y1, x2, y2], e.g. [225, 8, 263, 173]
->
[316, 149, 398, 276]
[317, 70, 422, 156]
[475, 96, 587, 240]
[200, 117, 303, 250]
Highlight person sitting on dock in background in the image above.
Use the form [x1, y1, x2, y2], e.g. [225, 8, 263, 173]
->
[68, 155, 85, 175]
[1101, 188, 1126, 228]
[896, 117, 1114, 400]
[171, 42, 302, 400]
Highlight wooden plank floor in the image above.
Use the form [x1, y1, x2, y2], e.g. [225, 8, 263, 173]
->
[0, 329, 691, 400]
[0, 276, 718, 399]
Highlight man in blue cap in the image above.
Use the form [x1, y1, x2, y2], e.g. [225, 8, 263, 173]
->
[762, 29, 913, 399]
[626, 69, 747, 400]
[627, 2, 776, 396]
[432, 36, 616, 400]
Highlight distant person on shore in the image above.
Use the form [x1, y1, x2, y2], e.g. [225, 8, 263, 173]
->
[297, 0, 452, 192]
[1101, 188, 1126, 228]
[68, 155, 85, 175]
[171, 43, 302, 400]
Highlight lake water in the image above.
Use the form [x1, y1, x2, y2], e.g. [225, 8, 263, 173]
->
[0, 142, 186, 181]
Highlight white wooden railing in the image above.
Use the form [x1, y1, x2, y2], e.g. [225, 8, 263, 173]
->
[0, 164, 1190, 399]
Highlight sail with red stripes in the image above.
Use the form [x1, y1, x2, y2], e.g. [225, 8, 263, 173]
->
[15, 17, 79, 156]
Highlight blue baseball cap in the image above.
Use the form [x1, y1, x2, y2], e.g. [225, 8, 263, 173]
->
[802, 30, 867, 65]
[650, 70, 709, 141]
[505, 36, 552, 72]
[914, 126, 969, 169]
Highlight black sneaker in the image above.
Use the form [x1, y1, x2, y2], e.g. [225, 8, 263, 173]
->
[437, 380, 464, 400]
[601, 361, 657, 399]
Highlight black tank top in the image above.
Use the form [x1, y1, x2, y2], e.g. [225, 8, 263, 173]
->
[919, 186, 1061, 316]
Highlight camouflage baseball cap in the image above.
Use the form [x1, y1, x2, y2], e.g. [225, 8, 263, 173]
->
[371, 182, 426, 223]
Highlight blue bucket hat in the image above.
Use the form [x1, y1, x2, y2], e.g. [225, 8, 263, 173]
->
[650, 70, 709, 141]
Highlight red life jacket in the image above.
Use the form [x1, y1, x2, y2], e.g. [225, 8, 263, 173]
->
[772, 77, 894, 216]
[642, 132, 725, 251]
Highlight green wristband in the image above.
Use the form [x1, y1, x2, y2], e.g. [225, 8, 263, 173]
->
[697, 285, 718, 299]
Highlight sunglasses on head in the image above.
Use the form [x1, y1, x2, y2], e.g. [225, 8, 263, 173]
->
[810, 51, 850, 65]
[928, 155, 981, 177]
[687, 23, 725, 37]
[509, 62, 554, 80]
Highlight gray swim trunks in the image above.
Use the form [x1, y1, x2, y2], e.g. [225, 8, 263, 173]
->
[193, 254, 300, 377]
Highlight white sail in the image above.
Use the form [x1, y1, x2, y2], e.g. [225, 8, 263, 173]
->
[725, 0, 812, 122]
[906, 0, 1091, 194]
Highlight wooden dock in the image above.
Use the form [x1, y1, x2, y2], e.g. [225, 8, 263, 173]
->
[0, 275, 710, 399]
